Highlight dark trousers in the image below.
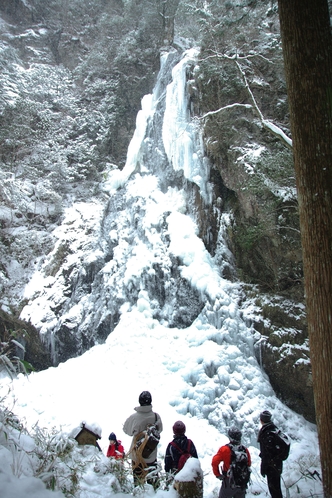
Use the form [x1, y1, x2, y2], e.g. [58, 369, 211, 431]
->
[218, 477, 246, 498]
[133, 460, 158, 487]
[266, 466, 282, 498]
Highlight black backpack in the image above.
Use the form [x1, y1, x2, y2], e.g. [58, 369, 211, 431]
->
[170, 439, 193, 471]
[226, 444, 251, 489]
[135, 413, 161, 459]
[270, 429, 290, 461]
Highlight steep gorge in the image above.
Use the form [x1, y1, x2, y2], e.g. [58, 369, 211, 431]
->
[0, 0, 313, 422]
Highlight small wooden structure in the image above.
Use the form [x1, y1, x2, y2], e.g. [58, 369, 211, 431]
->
[74, 423, 101, 450]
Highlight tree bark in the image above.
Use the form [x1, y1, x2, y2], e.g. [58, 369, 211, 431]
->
[277, 1, 332, 495]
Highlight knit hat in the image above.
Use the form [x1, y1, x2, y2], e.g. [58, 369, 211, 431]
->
[228, 426, 242, 444]
[260, 410, 272, 423]
[109, 432, 117, 441]
[139, 391, 152, 406]
[173, 421, 186, 435]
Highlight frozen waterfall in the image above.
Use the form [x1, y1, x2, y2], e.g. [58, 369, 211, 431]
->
[20, 46, 307, 439]
[7, 45, 321, 498]
[105, 48, 211, 202]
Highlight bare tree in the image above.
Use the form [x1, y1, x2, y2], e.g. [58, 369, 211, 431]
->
[198, 52, 293, 149]
[277, 0, 332, 494]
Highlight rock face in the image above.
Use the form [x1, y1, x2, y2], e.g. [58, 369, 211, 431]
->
[0, 310, 52, 372]
[0, 1, 314, 422]
[188, 4, 313, 421]
[250, 294, 314, 422]
[0, 0, 34, 22]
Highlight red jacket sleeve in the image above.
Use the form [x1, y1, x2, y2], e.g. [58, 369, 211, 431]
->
[116, 443, 125, 458]
[107, 445, 114, 457]
[211, 445, 232, 476]
[107, 443, 125, 459]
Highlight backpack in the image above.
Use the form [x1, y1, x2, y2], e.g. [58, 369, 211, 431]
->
[226, 444, 251, 489]
[170, 439, 193, 471]
[270, 429, 290, 461]
[135, 413, 161, 459]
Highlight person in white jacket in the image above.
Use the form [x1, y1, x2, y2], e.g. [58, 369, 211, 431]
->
[123, 391, 163, 487]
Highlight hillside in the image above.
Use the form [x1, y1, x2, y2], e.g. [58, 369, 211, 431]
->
[0, 0, 313, 423]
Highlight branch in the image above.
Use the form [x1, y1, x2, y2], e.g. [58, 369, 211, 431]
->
[199, 103, 253, 119]
[198, 51, 292, 149]
[199, 50, 274, 64]
[261, 119, 293, 148]
[235, 58, 292, 149]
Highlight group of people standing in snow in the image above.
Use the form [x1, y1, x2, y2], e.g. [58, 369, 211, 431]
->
[106, 390, 287, 498]
[212, 410, 287, 498]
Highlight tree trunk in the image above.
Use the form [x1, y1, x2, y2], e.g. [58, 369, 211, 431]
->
[277, 1, 332, 495]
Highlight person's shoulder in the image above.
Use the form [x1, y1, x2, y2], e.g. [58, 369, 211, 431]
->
[219, 443, 232, 452]
[261, 422, 276, 433]
[266, 423, 278, 434]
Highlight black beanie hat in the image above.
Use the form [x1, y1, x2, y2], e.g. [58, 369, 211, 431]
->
[109, 432, 117, 441]
[139, 391, 152, 406]
[260, 410, 272, 423]
[228, 426, 242, 444]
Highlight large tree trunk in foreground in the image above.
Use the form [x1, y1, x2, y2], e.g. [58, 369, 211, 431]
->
[277, 0, 332, 495]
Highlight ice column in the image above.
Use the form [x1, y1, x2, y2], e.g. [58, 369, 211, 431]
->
[162, 48, 211, 202]
[105, 52, 170, 192]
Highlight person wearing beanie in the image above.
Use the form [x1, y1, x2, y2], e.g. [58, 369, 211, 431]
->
[212, 426, 251, 498]
[164, 421, 198, 473]
[106, 432, 125, 459]
[258, 410, 283, 498]
[123, 391, 163, 487]
[260, 410, 272, 423]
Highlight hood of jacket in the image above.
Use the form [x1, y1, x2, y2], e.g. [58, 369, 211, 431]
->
[134, 405, 153, 413]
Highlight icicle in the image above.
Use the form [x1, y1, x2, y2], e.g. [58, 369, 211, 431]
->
[162, 49, 212, 203]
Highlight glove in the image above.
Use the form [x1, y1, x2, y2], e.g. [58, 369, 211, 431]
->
[216, 475, 223, 481]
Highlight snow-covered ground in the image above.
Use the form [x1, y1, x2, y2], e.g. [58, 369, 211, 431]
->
[0, 296, 322, 497]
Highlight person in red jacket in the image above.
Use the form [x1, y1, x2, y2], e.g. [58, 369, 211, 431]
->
[106, 432, 125, 459]
[212, 427, 251, 498]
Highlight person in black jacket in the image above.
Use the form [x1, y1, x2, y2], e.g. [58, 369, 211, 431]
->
[258, 410, 283, 498]
[164, 421, 198, 474]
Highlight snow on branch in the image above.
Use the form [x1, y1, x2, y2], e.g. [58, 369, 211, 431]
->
[261, 119, 293, 148]
[198, 51, 293, 149]
[199, 50, 274, 65]
[199, 103, 253, 119]
[234, 58, 292, 149]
